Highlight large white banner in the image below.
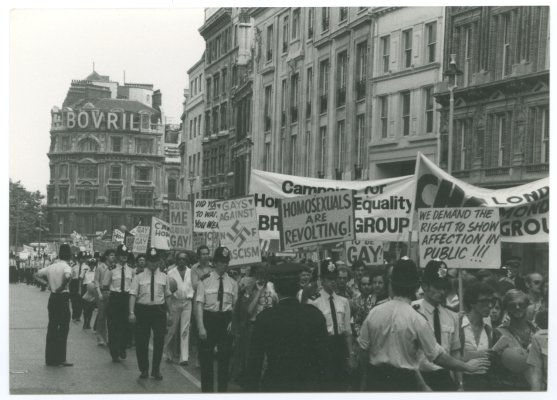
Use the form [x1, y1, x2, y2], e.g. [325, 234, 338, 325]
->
[217, 196, 261, 266]
[414, 153, 549, 243]
[249, 170, 415, 242]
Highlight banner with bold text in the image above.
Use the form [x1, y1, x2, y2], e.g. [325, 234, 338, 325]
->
[345, 240, 384, 266]
[168, 200, 193, 250]
[414, 153, 549, 243]
[216, 196, 261, 266]
[150, 217, 171, 250]
[112, 229, 125, 244]
[418, 207, 501, 269]
[194, 199, 219, 232]
[249, 169, 415, 242]
[132, 226, 150, 254]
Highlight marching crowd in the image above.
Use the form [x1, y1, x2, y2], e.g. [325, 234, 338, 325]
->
[11, 244, 548, 392]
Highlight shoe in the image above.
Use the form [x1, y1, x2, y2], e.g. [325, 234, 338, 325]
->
[139, 371, 149, 379]
[151, 371, 163, 380]
[97, 341, 106, 347]
[60, 362, 74, 367]
[179, 361, 188, 367]
[119, 351, 127, 360]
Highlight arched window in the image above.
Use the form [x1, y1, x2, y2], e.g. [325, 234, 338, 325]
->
[79, 138, 99, 152]
[168, 178, 177, 200]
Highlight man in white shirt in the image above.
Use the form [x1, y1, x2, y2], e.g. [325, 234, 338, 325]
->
[164, 251, 194, 365]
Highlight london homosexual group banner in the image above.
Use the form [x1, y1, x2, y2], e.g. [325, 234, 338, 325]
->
[217, 196, 261, 266]
[414, 153, 549, 243]
[250, 170, 415, 242]
[168, 200, 193, 250]
[418, 207, 501, 269]
[278, 189, 356, 250]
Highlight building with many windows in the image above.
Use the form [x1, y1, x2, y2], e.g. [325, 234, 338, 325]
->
[46, 71, 167, 237]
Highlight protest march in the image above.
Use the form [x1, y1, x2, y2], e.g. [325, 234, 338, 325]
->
[13, 153, 548, 392]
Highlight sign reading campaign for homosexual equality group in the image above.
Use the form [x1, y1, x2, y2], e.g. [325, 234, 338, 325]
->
[151, 217, 171, 250]
[278, 189, 355, 250]
[414, 152, 549, 243]
[168, 200, 193, 250]
[217, 196, 261, 266]
[345, 240, 384, 266]
[250, 170, 415, 242]
[418, 207, 501, 269]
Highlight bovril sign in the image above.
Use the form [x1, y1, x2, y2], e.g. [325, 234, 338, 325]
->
[63, 111, 148, 131]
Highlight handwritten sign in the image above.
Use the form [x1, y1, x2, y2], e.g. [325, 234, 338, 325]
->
[169, 201, 193, 251]
[278, 189, 355, 250]
[194, 199, 219, 232]
[345, 240, 383, 266]
[418, 207, 501, 269]
[112, 229, 125, 244]
[151, 217, 171, 250]
[132, 226, 150, 254]
[217, 196, 261, 266]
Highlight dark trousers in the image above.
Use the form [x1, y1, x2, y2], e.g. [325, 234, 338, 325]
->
[421, 369, 457, 391]
[135, 304, 166, 374]
[366, 364, 420, 391]
[107, 292, 130, 360]
[45, 293, 71, 366]
[82, 300, 95, 329]
[199, 311, 233, 393]
[327, 335, 349, 391]
[69, 280, 82, 320]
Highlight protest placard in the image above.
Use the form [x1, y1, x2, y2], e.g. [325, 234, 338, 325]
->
[112, 229, 125, 244]
[168, 200, 193, 251]
[278, 189, 355, 250]
[151, 217, 171, 250]
[418, 207, 501, 269]
[414, 152, 549, 243]
[194, 199, 219, 232]
[217, 196, 261, 266]
[345, 240, 383, 266]
[250, 169, 415, 242]
[93, 238, 113, 254]
[124, 232, 135, 251]
[132, 226, 150, 254]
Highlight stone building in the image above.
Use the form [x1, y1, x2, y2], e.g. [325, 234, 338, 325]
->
[46, 71, 166, 237]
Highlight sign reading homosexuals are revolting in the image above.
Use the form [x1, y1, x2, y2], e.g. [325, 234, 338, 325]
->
[250, 170, 415, 242]
[216, 196, 261, 266]
[168, 201, 193, 250]
[278, 190, 356, 250]
[414, 153, 549, 243]
[132, 226, 150, 254]
[345, 241, 383, 266]
[151, 217, 171, 250]
[418, 207, 501, 269]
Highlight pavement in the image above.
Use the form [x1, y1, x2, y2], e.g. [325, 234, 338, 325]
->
[9, 283, 205, 394]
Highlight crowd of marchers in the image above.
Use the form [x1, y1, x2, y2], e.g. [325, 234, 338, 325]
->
[10, 246, 547, 392]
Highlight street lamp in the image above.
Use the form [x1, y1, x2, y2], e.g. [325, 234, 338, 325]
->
[59, 220, 63, 242]
[188, 173, 197, 203]
[443, 54, 463, 175]
[37, 211, 44, 266]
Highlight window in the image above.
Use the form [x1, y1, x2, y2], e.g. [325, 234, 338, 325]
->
[266, 24, 274, 61]
[456, 119, 472, 170]
[205, 112, 211, 136]
[59, 187, 68, 205]
[319, 59, 330, 113]
[290, 135, 298, 175]
[110, 165, 122, 180]
[281, 79, 287, 127]
[319, 126, 327, 175]
[401, 91, 411, 136]
[488, 113, 512, 167]
[213, 73, 220, 98]
[60, 136, 71, 151]
[193, 153, 197, 175]
[136, 166, 151, 181]
[339, 7, 348, 22]
[336, 51, 347, 107]
[134, 191, 153, 207]
[188, 155, 192, 176]
[335, 120, 346, 172]
[292, 9, 300, 39]
[59, 164, 68, 179]
[111, 137, 122, 152]
[356, 41, 367, 100]
[282, 16, 289, 53]
[526, 106, 549, 164]
[381, 35, 390, 73]
[212, 108, 219, 134]
[264, 142, 271, 171]
[77, 164, 98, 180]
[305, 131, 311, 175]
[403, 29, 413, 68]
[135, 138, 153, 154]
[380, 96, 389, 138]
[502, 13, 512, 77]
[141, 114, 150, 130]
[220, 102, 227, 130]
[306, 67, 313, 118]
[168, 178, 177, 201]
[355, 114, 365, 166]
[264, 85, 272, 131]
[189, 120, 193, 140]
[425, 22, 437, 63]
[109, 189, 121, 206]
[290, 73, 299, 122]
[77, 189, 96, 205]
[75, 214, 95, 233]
[197, 151, 201, 176]
[307, 8, 314, 39]
[321, 8, 329, 32]
[222, 69, 227, 94]
[79, 138, 99, 152]
[424, 86, 434, 133]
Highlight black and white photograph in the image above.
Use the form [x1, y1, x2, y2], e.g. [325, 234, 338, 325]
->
[6, 2, 551, 396]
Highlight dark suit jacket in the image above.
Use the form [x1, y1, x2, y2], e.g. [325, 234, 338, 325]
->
[246, 297, 330, 392]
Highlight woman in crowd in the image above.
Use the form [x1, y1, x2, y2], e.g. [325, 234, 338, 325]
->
[490, 296, 505, 328]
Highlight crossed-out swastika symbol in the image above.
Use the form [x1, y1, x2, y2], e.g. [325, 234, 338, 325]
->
[227, 220, 251, 247]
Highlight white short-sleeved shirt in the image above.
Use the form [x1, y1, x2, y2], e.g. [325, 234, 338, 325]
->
[130, 269, 172, 305]
[103, 263, 134, 292]
[196, 271, 238, 312]
[358, 298, 444, 369]
[308, 289, 351, 336]
[167, 266, 194, 300]
[37, 260, 72, 293]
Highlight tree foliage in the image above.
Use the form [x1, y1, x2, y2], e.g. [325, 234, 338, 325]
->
[9, 180, 47, 247]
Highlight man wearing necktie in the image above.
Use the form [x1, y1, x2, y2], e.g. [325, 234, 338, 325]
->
[129, 247, 173, 380]
[195, 246, 238, 392]
[103, 244, 134, 363]
[412, 259, 461, 391]
[307, 259, 356, 391]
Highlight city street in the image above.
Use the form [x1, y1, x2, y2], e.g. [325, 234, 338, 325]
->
[9, 284, 202, 394]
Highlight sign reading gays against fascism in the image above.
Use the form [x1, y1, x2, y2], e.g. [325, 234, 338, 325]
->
[279, 189, 356, 250]
[250, 169, 415, 242]
[217, 196, 261, 266]
[418, 207, 501, 269]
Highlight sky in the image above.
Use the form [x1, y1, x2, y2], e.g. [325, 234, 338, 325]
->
[9, 7, 206, 195]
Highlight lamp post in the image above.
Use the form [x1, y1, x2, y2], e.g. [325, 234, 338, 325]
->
[37, 210, 44, 265]
[443, 54, 463, 175]
[59, 220, 63, 242]
[188, 173, 197, 203]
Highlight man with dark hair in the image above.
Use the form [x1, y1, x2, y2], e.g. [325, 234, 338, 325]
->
[191, 245, 213, 292]
[358, 257, 490, 391]
[246, 262, 330, 391]
[94, 248, 115, 346]
[69, 251, 88, 322]
[34, 243, 74, 367]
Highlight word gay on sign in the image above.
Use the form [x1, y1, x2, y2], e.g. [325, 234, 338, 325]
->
[345, 240, 384, 266]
